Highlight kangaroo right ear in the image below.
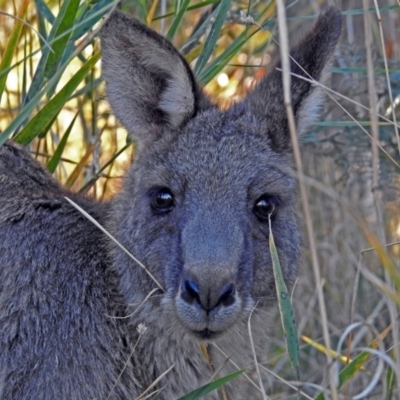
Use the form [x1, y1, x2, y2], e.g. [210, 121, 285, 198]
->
[237, 7, 342, 155]
[100, 11, 209, 147]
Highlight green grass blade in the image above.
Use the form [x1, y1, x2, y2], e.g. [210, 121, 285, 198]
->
[0, 0, 29, 102]
[35, 0, 55, 23]
[36, 4, 49, 49]
[314, 352, 369, 400]
[166, 0, 191, 41]
[71, 0, 115, 41]
[268, 216, 300, 381]
[176, 369, 245, 400]
[385, 364, 396, 400]
[198, 11, 273, 85]
[198, 32, 247, 85]
[35, 0, 56, 25]
[58, 2, 115, 70]
[69, 77, 102, 100]
[154, 0, 219, 20]
[193, 0, 233, 76]
[26, 0, 79, 103]
[44, 0, 80, 80]
[198, 1, 275, 84]
[0, 74, 55, 146]
[314, 324, 393, 400]
[180, 5, 220, 54]
[0, 40, 99, 147]
[46, 110, 79, 173]
[337, 353, 372, 390]
[134, 0, 148, 21]
[338, 324, 393, 388]
[14, 53, 100, 146]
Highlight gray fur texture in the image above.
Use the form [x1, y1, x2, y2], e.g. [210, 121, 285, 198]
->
[0, 8, 342, 400]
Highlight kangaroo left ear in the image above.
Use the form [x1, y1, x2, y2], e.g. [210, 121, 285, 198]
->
[100, 11, 211, 148]
[237, 7, 342, 154]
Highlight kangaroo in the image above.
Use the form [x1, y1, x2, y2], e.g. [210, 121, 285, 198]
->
[0, 7, 342, 400]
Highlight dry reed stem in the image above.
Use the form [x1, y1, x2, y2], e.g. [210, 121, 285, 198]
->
[212, 343, 263, 394]
[258, 364, 314, 400]
[135, 364, 175, 400]
[274, 2, 338, 398]
[248, 305, 269, 400]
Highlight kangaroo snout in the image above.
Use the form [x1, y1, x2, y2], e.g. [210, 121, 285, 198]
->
[175, 213, 244, 337]
[181, 209, 243, 312]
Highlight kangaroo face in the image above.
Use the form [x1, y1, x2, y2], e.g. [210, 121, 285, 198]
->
[115, 108, 299, 339]
[102, 9, 342, 340]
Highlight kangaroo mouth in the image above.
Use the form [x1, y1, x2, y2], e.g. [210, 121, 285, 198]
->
[192, 328, 223, 341]
[174, 291, 243, 341]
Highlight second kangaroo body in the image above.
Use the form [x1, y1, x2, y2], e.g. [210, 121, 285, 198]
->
[0, 8, 342, 400]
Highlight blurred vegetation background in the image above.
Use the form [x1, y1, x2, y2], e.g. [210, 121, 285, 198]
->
[0, 0, 400, 398]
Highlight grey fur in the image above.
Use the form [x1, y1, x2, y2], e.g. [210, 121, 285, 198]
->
[0, 8, 342, 400]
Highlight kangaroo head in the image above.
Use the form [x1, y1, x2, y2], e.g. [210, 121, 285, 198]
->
[101, 9, 342, 340]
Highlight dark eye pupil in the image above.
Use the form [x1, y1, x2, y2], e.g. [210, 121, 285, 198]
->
[156, 192, 172, 207]
[254, 196, 277, 219]
[151, 188, 174, 212]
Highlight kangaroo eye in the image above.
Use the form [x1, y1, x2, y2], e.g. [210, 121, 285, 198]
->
[253, 195, 278, 220]
[150, 188, 174, 212]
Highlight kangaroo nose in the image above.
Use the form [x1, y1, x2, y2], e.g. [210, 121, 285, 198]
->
[180, 279, 236, 311]
[181, 279, 200, 304]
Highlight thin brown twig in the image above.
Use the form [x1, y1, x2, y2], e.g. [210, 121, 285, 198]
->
[361, 240, 400, 254]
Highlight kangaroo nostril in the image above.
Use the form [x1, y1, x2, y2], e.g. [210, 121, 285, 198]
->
[181, 279, 200, 304]
[219, 283, 236, 307]
[185, 279, 199, 295]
